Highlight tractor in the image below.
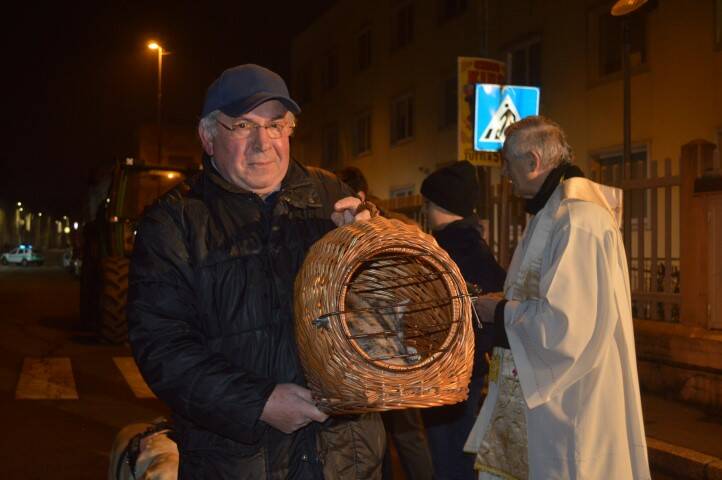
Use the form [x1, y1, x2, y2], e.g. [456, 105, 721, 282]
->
[80, 159, 198, 344]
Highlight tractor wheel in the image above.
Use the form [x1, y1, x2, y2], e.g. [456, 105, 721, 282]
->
[99, 256, 130, 344]
[21, 259, 28, 267]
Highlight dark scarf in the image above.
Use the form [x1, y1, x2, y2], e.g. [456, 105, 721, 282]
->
[524, 162, 585, 214]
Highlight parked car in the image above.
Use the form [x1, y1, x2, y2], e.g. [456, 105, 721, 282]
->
[1, 245, 44, 266]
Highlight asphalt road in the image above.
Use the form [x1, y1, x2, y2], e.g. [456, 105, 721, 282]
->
[0, 263, 168, 479]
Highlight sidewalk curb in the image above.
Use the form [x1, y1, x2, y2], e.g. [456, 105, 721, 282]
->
[647, 437, 722, 480]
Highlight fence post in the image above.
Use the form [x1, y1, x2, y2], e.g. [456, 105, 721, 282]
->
[679, 139, 716, 327]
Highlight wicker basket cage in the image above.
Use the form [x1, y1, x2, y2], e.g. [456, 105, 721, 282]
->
[294, 215, 474, 414]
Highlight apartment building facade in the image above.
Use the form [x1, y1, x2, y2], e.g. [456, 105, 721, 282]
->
[290, 0, 486, 200]
[291, 0, 721, 192]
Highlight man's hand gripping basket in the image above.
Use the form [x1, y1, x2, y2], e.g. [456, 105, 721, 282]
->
[294, 215, 474, 414]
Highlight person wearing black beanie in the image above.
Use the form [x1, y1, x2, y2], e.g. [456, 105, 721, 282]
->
[420, 161, 480, 218]
[420, 161, 506, 480]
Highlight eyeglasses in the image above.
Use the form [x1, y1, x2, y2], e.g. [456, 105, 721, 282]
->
[216, 118, 295, 139]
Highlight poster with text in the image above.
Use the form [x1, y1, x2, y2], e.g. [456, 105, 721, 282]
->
[457, 57, 506, 167]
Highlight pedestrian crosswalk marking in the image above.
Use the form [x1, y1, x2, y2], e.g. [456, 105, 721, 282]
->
[16, 357, 79, 400]
[14, 356, 158, 400]
[113, 357, 157, 399]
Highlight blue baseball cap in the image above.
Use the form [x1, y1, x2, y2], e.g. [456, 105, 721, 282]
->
[201, 64, 301, 118]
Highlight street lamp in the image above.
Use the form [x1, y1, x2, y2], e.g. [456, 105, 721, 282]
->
[148, 41, 166, 164]
[611, 0, 647, 182]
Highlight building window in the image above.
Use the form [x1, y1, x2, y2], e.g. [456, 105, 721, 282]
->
[391, 3, 414, 51]
[588, 6, 647, 81]
[438, 0, 467, 23]
[321, 51, 338, 91]
[600, 11, 646, 77]
[440, 74, 457, 128]
[391, 94, 414, 144]
[322, 124, 340, 171]
[506, 38, 541, 87]
[353, 111, 372, 156]
[295, 63, 313, 105]
[356, 28, 372, 71]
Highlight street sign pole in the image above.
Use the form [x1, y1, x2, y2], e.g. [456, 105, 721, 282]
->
[623, 15, 631, 183]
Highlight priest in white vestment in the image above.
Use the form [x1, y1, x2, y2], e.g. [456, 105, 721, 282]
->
[465, 116, 651, 480]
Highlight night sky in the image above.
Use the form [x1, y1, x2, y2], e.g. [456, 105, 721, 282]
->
[1, 2, 335, 218]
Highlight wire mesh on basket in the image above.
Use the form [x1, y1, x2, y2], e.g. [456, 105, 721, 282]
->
[294, 215, 474, 414]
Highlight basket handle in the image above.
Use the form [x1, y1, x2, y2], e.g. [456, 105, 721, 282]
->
[355, 200, 379, 218]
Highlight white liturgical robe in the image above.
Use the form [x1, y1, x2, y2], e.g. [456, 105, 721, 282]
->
[466, 178, 651, 479]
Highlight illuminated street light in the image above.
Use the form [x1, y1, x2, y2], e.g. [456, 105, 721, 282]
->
[73, 222, 79, 230]
[147, 40, 167, 163]
[17, 202, 22, 207]
[611, 0, 647, 16]
[63, 227, 71, 234]
[38, 212, 43, 217]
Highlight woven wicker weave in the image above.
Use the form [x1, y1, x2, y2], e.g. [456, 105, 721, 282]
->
[294, 215, 474, 414]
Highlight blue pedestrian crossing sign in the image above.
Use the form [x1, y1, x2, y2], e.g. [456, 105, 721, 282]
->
[474, 84, 540, 152]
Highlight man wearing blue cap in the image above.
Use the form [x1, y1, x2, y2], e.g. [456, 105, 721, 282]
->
[127, 64, 384, 479]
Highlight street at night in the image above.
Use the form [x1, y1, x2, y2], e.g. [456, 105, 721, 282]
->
[0, 258, 168, 479]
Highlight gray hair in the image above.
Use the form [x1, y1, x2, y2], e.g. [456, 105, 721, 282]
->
[502, 115, 574, 169]
[198, 109, 221, 140]
[198, 109, 297, 141]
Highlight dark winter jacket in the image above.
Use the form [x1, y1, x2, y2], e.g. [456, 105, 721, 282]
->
[432, 216, 505, 295]
[127, 156, 385, 479]
[421, 216, 507, 480]
[432, 216, 506, 379]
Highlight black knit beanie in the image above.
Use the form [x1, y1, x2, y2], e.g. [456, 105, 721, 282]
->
[421, 161, 480, 217]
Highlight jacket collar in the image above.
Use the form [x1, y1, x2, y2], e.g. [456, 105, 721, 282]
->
[442, 215, 481, 231]
[524, 162, 585, 215]
[432, 215, 482, 240]
[202, 153, 321, 209]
